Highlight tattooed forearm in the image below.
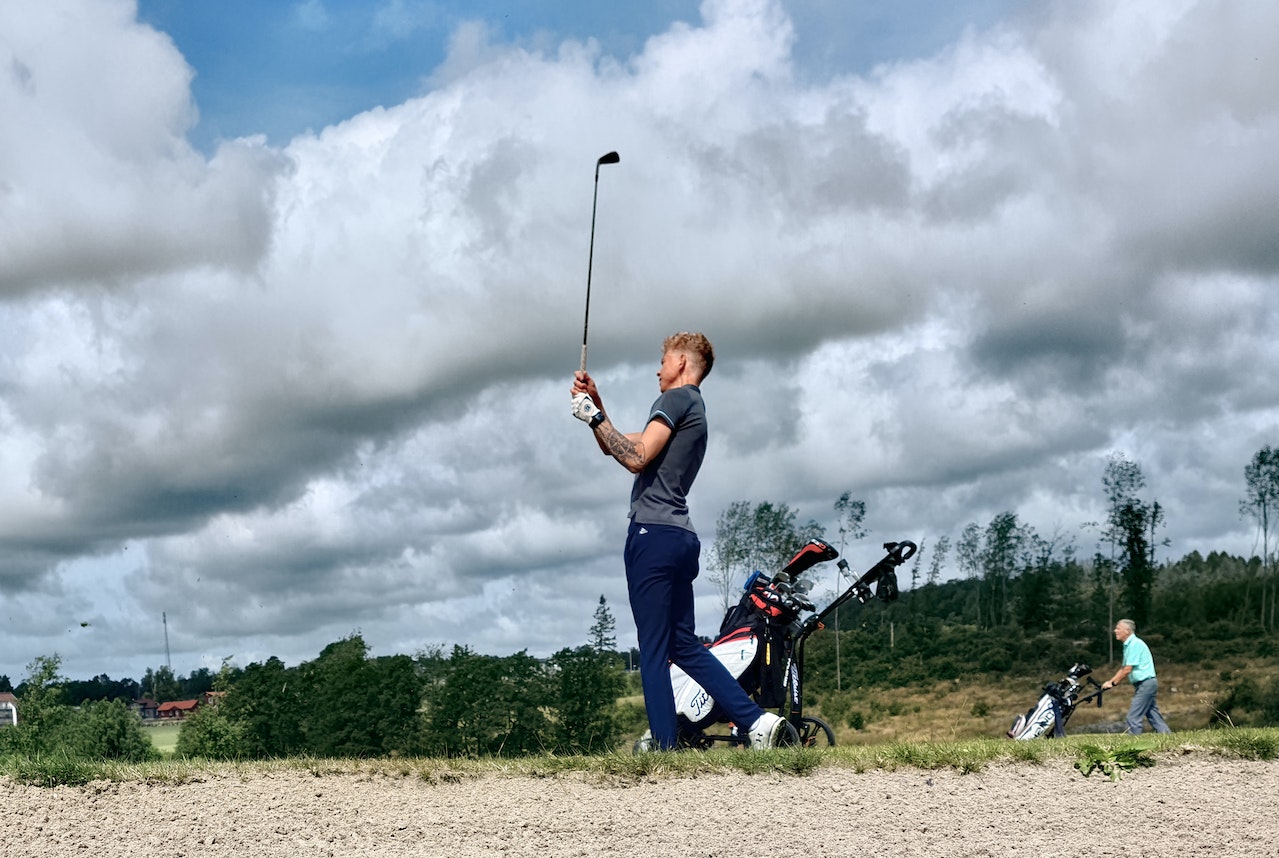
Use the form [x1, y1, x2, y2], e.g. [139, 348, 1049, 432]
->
[597, 421, 646, 471]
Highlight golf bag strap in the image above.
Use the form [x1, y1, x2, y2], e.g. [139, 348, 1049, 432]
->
[1051, 697, 1066, 738]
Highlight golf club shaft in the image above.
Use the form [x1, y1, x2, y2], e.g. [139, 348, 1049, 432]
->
[581, 151, 619, 373]
[581, 169, 601, 373]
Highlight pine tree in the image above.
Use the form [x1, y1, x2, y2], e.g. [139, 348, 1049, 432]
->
[589, 595, 617, 654]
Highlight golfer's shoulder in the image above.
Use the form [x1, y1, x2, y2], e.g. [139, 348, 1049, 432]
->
[650, 385, 703, 425]
[670, 385, 706, 417]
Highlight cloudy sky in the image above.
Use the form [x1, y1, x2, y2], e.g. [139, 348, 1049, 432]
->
[2, 0, 1275, 685]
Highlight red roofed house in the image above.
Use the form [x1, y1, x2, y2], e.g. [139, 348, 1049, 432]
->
[157, 699, 201, 720]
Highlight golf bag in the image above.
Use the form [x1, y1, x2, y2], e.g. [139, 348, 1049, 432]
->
[637, 539, 915, 750]
[1006, 662, 1105, 740]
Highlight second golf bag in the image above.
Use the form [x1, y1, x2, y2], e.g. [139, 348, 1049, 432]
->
[1006, 662, 1105, 740]
[637, 538, 914, 750]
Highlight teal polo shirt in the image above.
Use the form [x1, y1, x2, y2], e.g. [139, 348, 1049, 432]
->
[1123, 634, 1157, 682]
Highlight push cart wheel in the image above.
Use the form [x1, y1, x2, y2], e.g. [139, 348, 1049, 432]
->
[679, 732, 715, 751]
[773, 719, 804, 748]
[798, 716, 837, 747]
[632, 729, 716, 753]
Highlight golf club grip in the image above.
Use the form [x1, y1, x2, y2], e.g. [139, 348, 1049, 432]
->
[580, 344, 588, 373]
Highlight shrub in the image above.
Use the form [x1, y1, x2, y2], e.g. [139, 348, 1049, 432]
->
[1213, 676, 1279, 727]
[61, 699, 160, 763]
[176, 705, 246, 760]
[548, 646, 626, 754]
[613, 699, 648, 739]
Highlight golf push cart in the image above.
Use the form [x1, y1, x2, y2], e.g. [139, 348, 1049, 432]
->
[636, 538, 915, 751]
[1006, 662, 1106, 740]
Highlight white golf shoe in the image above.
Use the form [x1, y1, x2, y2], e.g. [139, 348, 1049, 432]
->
[748, 712, 786, 750]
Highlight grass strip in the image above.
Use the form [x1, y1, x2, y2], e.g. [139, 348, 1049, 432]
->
[3, 727, 1276, 788]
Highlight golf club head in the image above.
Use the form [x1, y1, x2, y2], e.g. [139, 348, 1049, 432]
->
[597, 151, 620, 165]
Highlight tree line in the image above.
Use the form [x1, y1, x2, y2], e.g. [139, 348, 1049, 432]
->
[0, 664, 218, 707]
[175, 634, 628, 760]
[4, 445, 1276, 762]
[705, 446, 1278, 639]
[1, 610, 631, 763]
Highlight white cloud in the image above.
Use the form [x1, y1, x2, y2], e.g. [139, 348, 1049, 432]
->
[1, 0, 1277, 681]
[0, 0, 286, 295]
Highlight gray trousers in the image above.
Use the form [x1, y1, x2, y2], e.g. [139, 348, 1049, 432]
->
[1126, 677, 1172, 734]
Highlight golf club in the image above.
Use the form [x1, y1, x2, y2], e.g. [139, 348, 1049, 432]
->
[581, 150, 620, 373]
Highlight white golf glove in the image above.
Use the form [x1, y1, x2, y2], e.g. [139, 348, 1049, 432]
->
[572, 392, 605, 428]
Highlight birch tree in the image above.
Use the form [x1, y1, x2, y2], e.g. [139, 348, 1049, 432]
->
[1242, 445, 1279, 631]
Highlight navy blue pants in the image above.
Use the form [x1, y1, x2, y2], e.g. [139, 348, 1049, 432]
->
[624, 521, 764, 749]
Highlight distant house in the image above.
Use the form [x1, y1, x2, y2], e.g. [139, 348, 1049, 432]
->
[0, 692, 17, 727]
[133, 698, 160, 720]
[157, 699, 201, 720]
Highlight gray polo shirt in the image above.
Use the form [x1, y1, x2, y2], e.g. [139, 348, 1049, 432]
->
[628, 384, 706, 532]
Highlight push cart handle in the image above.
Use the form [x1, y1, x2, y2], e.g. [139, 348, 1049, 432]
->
[884, 541, 917, 563]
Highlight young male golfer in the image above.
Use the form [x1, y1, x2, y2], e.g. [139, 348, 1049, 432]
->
[571, 331, 786, 751]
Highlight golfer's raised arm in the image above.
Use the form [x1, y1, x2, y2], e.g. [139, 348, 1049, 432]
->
[595, 418, 671, 474]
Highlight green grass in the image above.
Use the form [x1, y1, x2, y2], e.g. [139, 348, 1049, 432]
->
[146, 722, 182, 756]
[4, 727, 1276, 788]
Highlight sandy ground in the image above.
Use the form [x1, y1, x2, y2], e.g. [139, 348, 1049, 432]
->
[3, 755, 1278, 857]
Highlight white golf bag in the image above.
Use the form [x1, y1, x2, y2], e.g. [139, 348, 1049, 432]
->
[669, 625, 760, 728]
[1007, 662, 1104, 740]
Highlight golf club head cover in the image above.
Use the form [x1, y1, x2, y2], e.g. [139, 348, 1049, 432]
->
[572, 392, 605, 428]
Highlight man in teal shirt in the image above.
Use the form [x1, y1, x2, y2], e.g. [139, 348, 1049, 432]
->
[1102, 619, 1172, 734]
